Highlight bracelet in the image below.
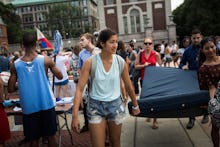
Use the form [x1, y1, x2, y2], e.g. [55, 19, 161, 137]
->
[132, 105, 139, 110]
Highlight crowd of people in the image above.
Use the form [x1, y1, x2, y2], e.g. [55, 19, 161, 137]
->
[0, 28, 220, 147]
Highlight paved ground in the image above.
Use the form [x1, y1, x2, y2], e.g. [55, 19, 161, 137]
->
[6, 109, 213, 147]
[6, 112, 92, 147]
[121, 115, 213, 147]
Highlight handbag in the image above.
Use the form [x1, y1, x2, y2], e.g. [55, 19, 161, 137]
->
[208, 81, 220, 127]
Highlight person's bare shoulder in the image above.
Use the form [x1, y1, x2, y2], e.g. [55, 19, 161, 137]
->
[84, 57, 92, 68]
[44, 55, 53, 65]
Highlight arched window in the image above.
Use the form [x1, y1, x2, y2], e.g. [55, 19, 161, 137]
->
[130, 9, 140, 33]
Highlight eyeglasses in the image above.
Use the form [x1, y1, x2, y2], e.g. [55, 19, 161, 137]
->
[144, 42, 152, 46]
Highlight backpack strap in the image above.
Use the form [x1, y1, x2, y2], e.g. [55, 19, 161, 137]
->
[91, 54, 124, 78]
[89, 54, 124, 92]
[88, 54, 97, 93]
[90, 54, 97, 80]
[115, 54, 124, 76]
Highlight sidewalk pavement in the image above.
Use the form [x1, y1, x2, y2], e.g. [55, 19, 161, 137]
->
[7, 108, 213, 147]
[121, 114, 213, 147]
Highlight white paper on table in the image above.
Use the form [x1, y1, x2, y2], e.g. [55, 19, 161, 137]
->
[13, 106, 22, 111]
[56, 97, 74, 105]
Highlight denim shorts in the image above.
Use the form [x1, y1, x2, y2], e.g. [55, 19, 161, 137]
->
[87, 97, 126, 125]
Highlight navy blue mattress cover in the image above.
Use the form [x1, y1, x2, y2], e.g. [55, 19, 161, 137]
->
[128, 66, 209, 118]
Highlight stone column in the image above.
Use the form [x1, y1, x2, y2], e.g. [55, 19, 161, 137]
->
[167, 22, 176, 43]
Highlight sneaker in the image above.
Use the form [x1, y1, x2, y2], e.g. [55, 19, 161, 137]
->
[186, 118, 195, 129]
[80, 125, 89, 133]
[201, 115, 209, 124]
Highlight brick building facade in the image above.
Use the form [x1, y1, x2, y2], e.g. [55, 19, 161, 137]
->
[98, 0, 176, 45]
[0, 16, 8, 48]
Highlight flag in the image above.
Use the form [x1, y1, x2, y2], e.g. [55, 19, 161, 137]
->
[53, 30, 62, 55]
[36, 28, 53, 50]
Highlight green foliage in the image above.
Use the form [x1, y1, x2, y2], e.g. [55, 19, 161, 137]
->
[45, 3, 89, 38]
[173, 0, 220, 40]
[0, 2, 22, 43]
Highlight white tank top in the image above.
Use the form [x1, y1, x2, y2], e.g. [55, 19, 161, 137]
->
[89, 54, 121, 101]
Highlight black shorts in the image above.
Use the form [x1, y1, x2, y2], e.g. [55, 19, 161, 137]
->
[23, 107, 57, 141]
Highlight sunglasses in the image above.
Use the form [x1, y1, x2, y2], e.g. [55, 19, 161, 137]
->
[144, 42, 152, 45]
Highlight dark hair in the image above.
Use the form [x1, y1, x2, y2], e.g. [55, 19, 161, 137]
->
[198, 37, 215, 67]
[22, 32, 37, 49]
[183, 36, 191, 42]
[191, 29, 201, 35]
[117, 40, 126, 55]
[129, 40, 135, 48]
[180, 36, 191, 48]
[72, 45, 81, 56]
[117, 40, 125, 51]
[96, 28, 117, 49]
[214, 36, 220, 45]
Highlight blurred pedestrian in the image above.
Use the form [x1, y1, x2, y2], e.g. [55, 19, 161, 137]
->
[0, 77, 10, 147]
[198, 37, 220, 147]
[179, 29, 209, 129]
[78, 33, 101, 133]
[170, 40, 179, 68]
[160, 40, 165, 60]
[135, 37, 162, 129]
[177, 36, 191, 61]
[0, 45, 10, 100]
[163, 43, 172, 67]
[69, 45, 81, 84]
[214, 36, 220, 55]
[54, 51, 72, 98]
[117, 40, 129, 101]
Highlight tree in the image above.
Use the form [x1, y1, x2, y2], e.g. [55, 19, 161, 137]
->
[45, 3, 89, 38]
[173, 0, 220, 40]
[0, 2, 22, 44]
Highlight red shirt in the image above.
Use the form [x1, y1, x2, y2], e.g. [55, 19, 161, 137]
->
[140, 50, 157, 80]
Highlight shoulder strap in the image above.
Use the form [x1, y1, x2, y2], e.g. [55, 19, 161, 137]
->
[88, 54, 98, 93]
[90, 54, 124, 78]
[90, 54, 97, 80]
[115, 54, 124, 75]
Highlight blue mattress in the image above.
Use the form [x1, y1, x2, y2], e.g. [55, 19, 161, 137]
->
[128, 66, 209, 118]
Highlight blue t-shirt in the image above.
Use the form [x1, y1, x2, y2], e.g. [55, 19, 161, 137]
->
[77, 47, 101, 69]
[77, 49, 92, 69]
